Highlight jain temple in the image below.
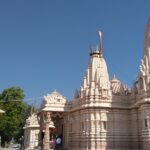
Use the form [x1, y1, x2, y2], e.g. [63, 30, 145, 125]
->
[23, 21, 150, 150]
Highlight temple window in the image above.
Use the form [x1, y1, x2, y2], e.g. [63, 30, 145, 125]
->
[103, 121, 107, 130]
[57, 99, 60, 102]
[70, 123, 72, 132]
[81, 122, 84, 131]
[144, 118, 149, 129]
[145, 119, 148, 128]
[35, 133, 38, 140]
[93, 121, 96, 126]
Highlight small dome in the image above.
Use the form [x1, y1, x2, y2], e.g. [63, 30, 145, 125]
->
[110, 75, 129, 95]
[111, 75, 120, 83]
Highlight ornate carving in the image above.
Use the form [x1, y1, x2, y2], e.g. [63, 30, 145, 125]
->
[41, 91, 67, 108]
[24, 113, 39, 127]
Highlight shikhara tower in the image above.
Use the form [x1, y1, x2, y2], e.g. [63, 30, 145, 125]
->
[23, 21, 150, 150]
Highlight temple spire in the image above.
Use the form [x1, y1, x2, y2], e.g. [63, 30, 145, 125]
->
[98, 31, 103, 57]
[144, 19, 150, 54]
[137, 19, 150, 92]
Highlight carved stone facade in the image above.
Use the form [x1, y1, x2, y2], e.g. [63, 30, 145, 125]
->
[24, 20, 150, 150]
[23, 113, 40, 149]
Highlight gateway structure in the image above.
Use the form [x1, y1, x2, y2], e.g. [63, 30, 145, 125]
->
[24, 21, 150, 150]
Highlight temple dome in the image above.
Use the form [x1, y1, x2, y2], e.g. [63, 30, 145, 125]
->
[111, 75, 128, 95]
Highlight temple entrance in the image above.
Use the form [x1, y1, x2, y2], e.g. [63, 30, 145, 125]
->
[39, 111, 64, 150]
[37, 90, 70, 150]
[49, 113, 64, 149]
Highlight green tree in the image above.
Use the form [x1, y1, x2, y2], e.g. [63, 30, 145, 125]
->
[0, 87, 31, 146]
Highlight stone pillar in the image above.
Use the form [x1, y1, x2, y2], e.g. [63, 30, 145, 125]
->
[44, 112, 51, 150]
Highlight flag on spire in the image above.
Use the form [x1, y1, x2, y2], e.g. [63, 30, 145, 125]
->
[98, 31, 102, 56]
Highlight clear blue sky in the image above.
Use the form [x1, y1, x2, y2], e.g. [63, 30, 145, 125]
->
[0, 0, 149, 105]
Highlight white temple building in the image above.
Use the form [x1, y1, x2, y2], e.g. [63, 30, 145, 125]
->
[23, 20, 150, 150]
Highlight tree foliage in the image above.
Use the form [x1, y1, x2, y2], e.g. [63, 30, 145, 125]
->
[0, 87, 31, 145]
